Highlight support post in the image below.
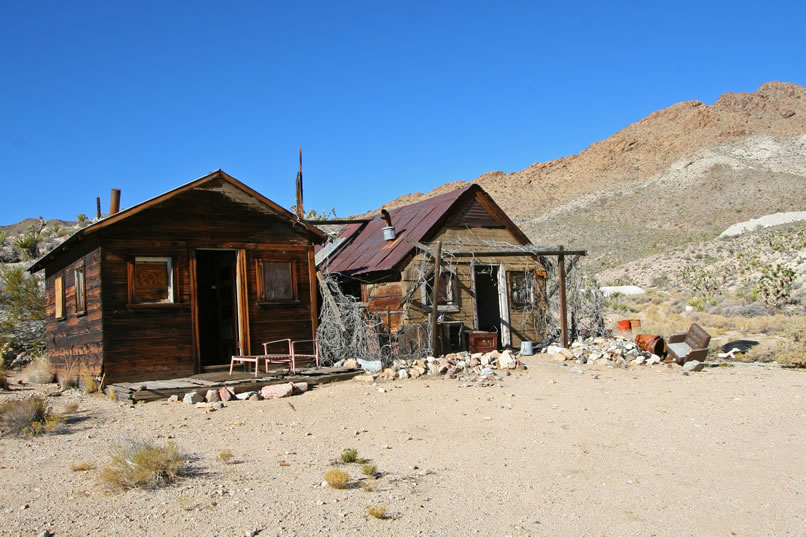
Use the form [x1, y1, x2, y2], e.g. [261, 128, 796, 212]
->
[429, 241, 442, 357]
[558, 245, 568, 348]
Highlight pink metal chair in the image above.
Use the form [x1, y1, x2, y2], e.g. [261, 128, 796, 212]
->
[289, 339, 320, 372]
[262, 338, 295, 373]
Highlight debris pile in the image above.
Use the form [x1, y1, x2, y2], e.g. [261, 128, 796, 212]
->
[541, 336, 663, 367]
[345, 350, 527, 384]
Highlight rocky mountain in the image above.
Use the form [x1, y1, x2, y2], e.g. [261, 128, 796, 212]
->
[373, 81, 806, 269]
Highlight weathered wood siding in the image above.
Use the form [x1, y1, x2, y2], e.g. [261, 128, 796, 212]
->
[397, 227, 546, 347]
[91, 182, 318, 381]
[44, 242, 103, 381]
[100, 240, 193, 382]
[247, 246, 317, 367]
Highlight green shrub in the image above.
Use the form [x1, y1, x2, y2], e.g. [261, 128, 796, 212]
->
[776, 317, 806, 367]
[0, 267, 45, 322]
[0, 231, 7, 246]
[365, 504, 388, 519]
[100, 440, 185, 490]
[217, 449, 234, 464]
[14, 231, 42, 259]
[361, 463, 377, 476]
[340, 448, 358, 463]
[755, 264, 796, 307]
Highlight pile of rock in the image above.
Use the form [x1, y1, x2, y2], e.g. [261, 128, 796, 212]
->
[172, 381, 309, 408]
[541, 336, 664, 367]
[349, 349, 526, 383]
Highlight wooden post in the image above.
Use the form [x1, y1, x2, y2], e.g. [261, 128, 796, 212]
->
[295, 147, 304, 219]
[429, 241, 442, 357]
[558, 245, 568, 348]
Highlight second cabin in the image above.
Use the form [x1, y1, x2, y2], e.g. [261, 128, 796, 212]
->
[317, 185, 547, 354]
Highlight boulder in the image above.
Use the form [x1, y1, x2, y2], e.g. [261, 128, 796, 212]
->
[498, 351, 517, 369]
[218, 387, 233, 401]
[260, 383, 294, 399]
[344, 359, 359, 369]
[205, 389, 220, 403]
[291, 382, 308, 394]
[182, 392, 204, 404]
[682, 360, 705, 373]
[398, 369, 409, 380]
[235, 391, 257, 400]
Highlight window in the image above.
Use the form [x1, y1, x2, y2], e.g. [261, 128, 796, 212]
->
[54, 273, 64, 319]
[132, 257, 174, 304]
[74, 265, 86, 315]
[257, 260, 297, 302]
[422, 267, 458, 311]
[509, 271, 536, 309]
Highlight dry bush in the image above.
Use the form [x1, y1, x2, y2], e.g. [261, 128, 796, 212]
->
[775, 317, 806, 367]
[0, 367, 7, 390]
[81, 372, 97, 394]
[217, 449, 234, 464]
[360, 481, 375, 492]
[62, 401, 79, 414]
[324, 469, 349, 489]
[365, 504, 388, 519]
[0, 397, 48, 435]
[21, 356, 54, 384]
[69, 461, 96, 472]
[100, 440, 185, 490]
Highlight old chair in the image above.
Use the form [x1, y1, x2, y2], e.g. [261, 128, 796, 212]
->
[666, 323, 711, 365]
[289, 339, 320, 371]
[229, 338, 293, 377]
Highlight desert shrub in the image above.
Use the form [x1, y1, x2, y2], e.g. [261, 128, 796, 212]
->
[217, 449, 234, 464]
[715, 302, 772, 318]
[679, 266, 722, 303]
[340, 448, 358, 463]
[324, 469, 349, 489]
[361, 463, 377, 476]
[69, 461, 96, 472]
[0, 267, 45, 322]
[100, 439, 186, 490]
[21, 356, 54, 384]
[0, 397, 49, 435]
[755, 264, 796, 307]
[365, 505, 388, 519]
[62, 401, 79, 414]
[360, 481, 375, 492]
[81, 371, 98, 393]
[13, 231, 42, 260]
[76, 213, 88, 224]
[0, 367, 7, 390]
[0, 231, 7, 246]
[775, 317, 806, 367]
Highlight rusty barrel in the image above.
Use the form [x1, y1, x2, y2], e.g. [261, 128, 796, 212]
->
[635, 334, 665, 356]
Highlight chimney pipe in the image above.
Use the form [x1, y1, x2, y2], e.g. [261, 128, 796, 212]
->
[295, 147, 304, 219]
[110, 189, 121, 215]
[381, 209, 396, 240]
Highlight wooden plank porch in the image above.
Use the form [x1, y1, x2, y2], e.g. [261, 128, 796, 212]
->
[105, 366, 363, 402]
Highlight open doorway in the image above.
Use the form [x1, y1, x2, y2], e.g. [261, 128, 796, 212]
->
[196, 250, 237, 368]
[474, 265, 501, 345]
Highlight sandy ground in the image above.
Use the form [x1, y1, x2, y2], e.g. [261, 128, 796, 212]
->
[1, 358, 804, 537]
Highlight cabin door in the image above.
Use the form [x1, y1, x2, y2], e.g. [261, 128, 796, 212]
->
[195, 250, 238, 367]
[474, 265, 502, 348]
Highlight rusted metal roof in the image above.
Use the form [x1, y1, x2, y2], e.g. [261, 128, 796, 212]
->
[319, 184, 529, 277]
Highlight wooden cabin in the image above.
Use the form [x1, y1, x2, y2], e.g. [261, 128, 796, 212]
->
[28, 170, 325, 383]
[317, 185, 547, 353]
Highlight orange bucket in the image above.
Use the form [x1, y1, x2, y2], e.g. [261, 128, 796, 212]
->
[617, 320, 632, 333]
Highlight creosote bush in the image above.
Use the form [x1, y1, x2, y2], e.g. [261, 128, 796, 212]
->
[340, 448, 358, 463]
[324, 469, 349, 489]
[21, 356, 54, 384]
[100, 440, 185, 490]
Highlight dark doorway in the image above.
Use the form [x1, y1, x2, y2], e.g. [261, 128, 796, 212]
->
[196, 250, 237, 367]
[474, 265, 501, 344]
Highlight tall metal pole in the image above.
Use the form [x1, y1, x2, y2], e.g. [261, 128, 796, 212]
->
[558, 244, 568, 348]
[429, 241, 442, 357]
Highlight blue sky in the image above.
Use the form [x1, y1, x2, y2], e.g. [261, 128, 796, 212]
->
[1, 1, 803, 225]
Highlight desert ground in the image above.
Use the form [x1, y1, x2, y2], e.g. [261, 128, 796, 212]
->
[1, 356, 804, 537]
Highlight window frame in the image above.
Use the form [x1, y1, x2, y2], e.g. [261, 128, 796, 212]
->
[74, 263, 87, 316]
[508, 270, 537, 310]
[129, 256, 175, 305]
[256, 259, 298, 304]
[421, 266, 459, 313]
[54, 272, 65, 320]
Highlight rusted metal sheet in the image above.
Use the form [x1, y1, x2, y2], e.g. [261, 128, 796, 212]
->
[321, 186, 472, 276]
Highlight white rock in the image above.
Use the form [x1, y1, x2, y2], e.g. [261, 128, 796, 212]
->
[183, 392, 203, 404]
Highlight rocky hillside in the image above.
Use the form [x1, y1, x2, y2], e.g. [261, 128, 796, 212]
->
[372, 82, 806, 268]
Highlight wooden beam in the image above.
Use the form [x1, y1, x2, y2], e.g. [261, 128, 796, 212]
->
[558, 245, 568, 349]
[305, 218, 373, 225]
[317, 272, 346, 332]
[308, 247, 319, 338]
[430, 241, 442, 356]
[445, 249, 587, 257]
